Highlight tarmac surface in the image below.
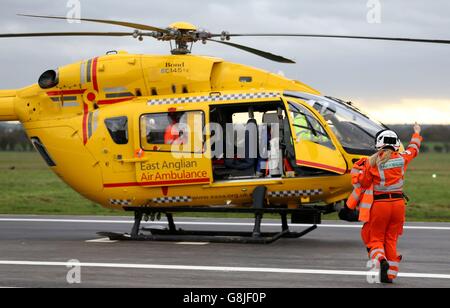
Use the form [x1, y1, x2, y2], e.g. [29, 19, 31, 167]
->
[0, 215, 450, 288]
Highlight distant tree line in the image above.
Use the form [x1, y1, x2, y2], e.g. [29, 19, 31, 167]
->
[389, 124, 450, 143]
[0, 123, 33, 151]
[389, 124, 450, 153]
[0, 123, 449, 152]
[427, 144, 450, 154]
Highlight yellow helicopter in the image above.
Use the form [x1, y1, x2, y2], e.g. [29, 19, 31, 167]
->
[1, 15, 448, 243]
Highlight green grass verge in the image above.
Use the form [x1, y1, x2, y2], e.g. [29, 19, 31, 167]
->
[0, 152, 118, 216]
[402, 153, 450, 221]
[0, 151, 449, 221]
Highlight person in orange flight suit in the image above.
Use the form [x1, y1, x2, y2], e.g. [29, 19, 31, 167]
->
[164, 112, 184, 145]
[348, 123, 422, 283]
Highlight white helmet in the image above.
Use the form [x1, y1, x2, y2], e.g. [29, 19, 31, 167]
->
[375, 130, 401, 151]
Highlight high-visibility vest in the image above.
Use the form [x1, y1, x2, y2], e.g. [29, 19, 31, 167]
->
[294, 114, 312, 140]
[347, 133, 422, 222]
[367, 133, 422, 194]
[294, 114, 326, 143]
[373, 155, 405, 193]
[347, 158, 374, 223]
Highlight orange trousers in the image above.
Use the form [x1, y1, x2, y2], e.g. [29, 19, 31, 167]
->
[361, 199, 405, 280]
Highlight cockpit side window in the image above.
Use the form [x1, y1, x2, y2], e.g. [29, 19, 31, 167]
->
[284, 92, 387, 155]
[105, 116, 128, 145]
[308, 96, 384, 155]
[288, 102, 334, 150]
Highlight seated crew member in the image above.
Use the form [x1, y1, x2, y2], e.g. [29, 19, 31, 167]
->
[294, 113, 311, 141]
[294, 113, 328, 144]
[164, 112, 185, 145]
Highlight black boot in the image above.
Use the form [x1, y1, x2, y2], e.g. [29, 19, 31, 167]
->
[380, 259, 393, 284]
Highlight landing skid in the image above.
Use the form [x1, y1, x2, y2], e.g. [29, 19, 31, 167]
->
[98, 229, 316, 244]
[98, 212, 318, 244]
[98, 186, 321, 244]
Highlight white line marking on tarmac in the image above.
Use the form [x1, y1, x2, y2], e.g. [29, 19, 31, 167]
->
[85, 238, 118, 243]
[0, 218, 449, 231]
[0, 260, 449, 280]
[175, 242, 210, 245]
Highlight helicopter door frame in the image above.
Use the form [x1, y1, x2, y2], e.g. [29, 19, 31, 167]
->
[282, 97, 348, 175]
[209, 99, 289, 182]
[132, 103, 213, 188]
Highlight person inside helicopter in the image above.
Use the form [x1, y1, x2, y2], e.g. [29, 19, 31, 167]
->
[293, 112, 311, 141]
[289, 101, 332, 147]
[212, 103, 288, 180]
[164, 112, 185, 145]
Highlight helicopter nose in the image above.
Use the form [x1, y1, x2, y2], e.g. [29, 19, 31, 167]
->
[0, 90, 18, 121]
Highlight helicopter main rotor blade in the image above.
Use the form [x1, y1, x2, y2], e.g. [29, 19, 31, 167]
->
[0, 32, 135, 38]
[212, 33, 450, 45]
[207, 39, 295, 63]
[18, 14, 168, 33]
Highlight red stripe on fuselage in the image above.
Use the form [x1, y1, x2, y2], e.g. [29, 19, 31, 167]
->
[97, 97, 134, 105]
[103, 178, 211, 188]
[296, 160, 347, 174]
[46, 89, 86, 96]
[82, 103, 89, 145]
[92, 57, 99, 92]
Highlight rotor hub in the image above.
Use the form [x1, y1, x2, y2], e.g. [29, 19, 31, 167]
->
[152, 22, 213, 55]
[169, 21, 197, 31]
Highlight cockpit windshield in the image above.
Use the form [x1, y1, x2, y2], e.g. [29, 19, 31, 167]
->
[284, 92, 387, 155]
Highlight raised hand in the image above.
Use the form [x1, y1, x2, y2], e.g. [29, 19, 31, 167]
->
[414, 122, 421, 134]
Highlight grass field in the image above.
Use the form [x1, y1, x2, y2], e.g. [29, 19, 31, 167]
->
[0, 151, 449, 221]
[0, 152, 118, 216]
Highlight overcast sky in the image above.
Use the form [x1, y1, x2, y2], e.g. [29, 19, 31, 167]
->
[0, 0, 449, 124]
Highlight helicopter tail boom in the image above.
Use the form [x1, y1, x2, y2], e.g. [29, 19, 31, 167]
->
[0, 90, 18, 121]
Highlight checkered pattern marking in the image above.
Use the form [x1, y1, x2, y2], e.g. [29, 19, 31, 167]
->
[268, 189, 323, 198]
[109, 199, 132, 206]
[151, 196, 193, 204]
[147, 92, 279, 106]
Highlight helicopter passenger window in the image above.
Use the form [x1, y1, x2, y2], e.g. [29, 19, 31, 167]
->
[140, 111, 204, 153]
[104, 116, 129, 145]
[288, 102, 334, 150]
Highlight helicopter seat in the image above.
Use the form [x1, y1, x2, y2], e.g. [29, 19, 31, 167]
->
[223, 118, 259, 177]
[259, 112, 285, 177]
